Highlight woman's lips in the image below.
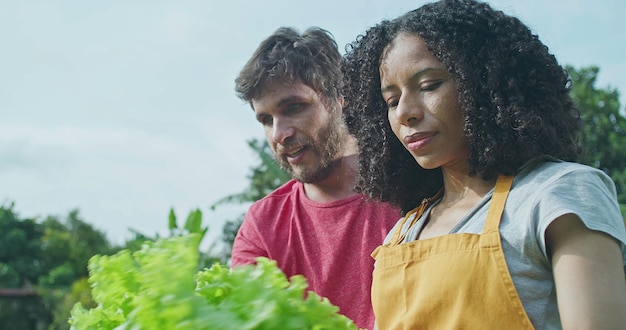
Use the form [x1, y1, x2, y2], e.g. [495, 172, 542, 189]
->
[404, 132, 435, 151]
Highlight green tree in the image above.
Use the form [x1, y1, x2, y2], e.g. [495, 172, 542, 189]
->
[39, 210, 112, 287]
[38, 210, 113, 330]
[0, 204, 114, 330]
[0, 203, 45, 287]
[210, 138, 290, 263]
[568, 65, 626, 214]
[212, 138, 290, 206]
[0, 203, 50, 329]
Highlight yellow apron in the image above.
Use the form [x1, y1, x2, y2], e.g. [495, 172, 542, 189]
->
[371, 175, 534, 329]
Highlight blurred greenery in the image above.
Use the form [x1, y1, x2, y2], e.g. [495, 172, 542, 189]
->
[568, 65, 626, 210]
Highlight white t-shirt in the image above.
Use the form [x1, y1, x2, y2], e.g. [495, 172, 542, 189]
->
[384, 158, 626, 329]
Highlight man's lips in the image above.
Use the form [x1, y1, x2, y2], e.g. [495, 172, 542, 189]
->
[283, 146, 306, 158]
[404, 132, 436, 151]
[278, 145, 308, 164]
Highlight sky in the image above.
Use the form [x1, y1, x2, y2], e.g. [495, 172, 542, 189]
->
[1, 0, 625, 248]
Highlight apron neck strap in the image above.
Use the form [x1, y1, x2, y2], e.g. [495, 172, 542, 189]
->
[390, 189, 443, 245]
[483, 175, 514, 233]
[388, 175, 512, 244]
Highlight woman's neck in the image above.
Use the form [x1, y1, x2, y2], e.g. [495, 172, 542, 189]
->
[439, 167, 496, 207]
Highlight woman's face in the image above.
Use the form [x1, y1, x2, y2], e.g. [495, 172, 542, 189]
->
[380, 33, 469, 171]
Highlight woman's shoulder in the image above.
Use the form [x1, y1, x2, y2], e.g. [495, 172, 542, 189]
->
[515, 156, 611, 188]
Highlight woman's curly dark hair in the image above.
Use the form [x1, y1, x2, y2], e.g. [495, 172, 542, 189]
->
[343, 0, 581, 213]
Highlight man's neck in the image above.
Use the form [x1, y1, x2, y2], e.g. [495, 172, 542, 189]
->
[302, 153, 358, 203]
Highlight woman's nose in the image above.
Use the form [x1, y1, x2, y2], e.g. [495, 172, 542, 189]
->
[394, 95, 422, 125]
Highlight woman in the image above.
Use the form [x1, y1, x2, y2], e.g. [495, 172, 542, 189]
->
[343, 0, 626, 328]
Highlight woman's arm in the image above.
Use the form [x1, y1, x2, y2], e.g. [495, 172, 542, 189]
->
[547, 214, 626, 329]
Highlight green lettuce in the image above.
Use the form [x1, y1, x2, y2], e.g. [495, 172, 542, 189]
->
[69, 234, 358, 330]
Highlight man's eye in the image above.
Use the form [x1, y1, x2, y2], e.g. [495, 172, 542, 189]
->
[286, 103, 302, 113]
[258, 115, 273, 126]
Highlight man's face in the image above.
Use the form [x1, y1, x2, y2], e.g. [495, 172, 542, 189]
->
[252, 81, 345, 183]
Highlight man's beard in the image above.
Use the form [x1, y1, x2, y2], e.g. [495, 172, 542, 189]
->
[275, 115, 345, 184]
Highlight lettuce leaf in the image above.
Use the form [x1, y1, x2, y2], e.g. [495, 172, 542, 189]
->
[69, 234, 357, 330]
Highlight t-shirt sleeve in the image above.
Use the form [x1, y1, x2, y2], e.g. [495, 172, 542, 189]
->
[230, 211, 268, 267]
[533, 166, 626, 265]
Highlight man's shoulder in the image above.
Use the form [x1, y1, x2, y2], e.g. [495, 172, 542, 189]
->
[249, 179, 300, 209]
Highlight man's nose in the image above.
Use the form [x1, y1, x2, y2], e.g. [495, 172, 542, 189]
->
[271, 118, 295, 144]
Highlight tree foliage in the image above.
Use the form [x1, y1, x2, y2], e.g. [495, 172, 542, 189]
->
[0, 204, 114, 329]
[211, 139, 290, 207]
[39, 210, 113, 287]
[0, 204, 44, 287]
[210, 138, 290, 263]
[0, 203, 216, 329]
[568, 65, 626, 209]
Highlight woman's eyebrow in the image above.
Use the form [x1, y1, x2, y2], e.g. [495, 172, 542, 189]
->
[381, 67, 445, 93]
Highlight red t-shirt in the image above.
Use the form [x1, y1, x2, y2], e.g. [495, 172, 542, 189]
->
[231, 180, 400, 330]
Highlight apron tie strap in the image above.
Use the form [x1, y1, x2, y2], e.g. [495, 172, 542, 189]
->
[483, 175, 514, 233]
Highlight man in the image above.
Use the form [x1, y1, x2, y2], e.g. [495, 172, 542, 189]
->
[231, 27, 400, 330]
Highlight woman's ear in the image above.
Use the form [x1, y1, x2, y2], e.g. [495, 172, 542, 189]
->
[338, 95, 346, 111]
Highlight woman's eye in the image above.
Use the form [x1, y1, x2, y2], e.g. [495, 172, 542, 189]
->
[420, 81, 444, 92]
[386, 98, 399, 110]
